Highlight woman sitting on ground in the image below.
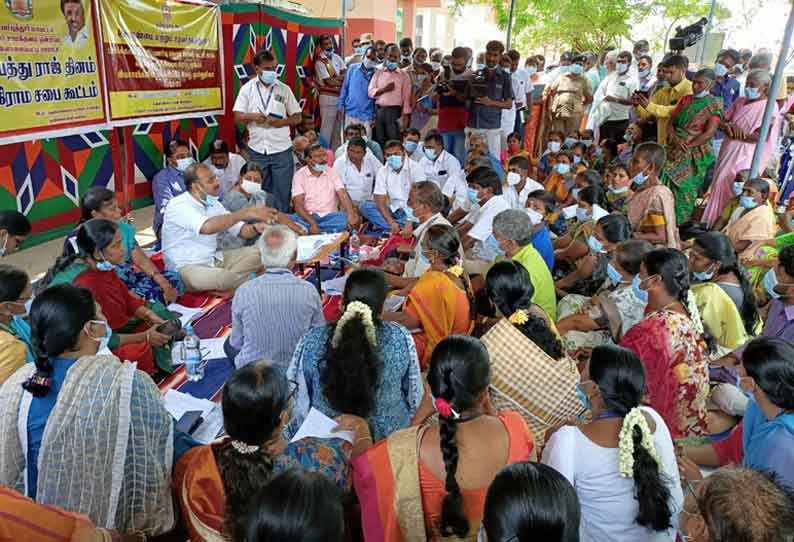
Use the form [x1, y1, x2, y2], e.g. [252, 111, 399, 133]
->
[0, 265, 34, 383]
[605, 162, 634, 214]
[620, 248, 710, 438]
[288, 268, 423, 442]
[481, 261, 584, 446]
[69, 186, 183, 304]
[385, 224, 473, 368]
[556, 212, 632, 300]
[354, 335, 534, 541]
[0, 284, 175, 535]
[723, 177, 777, 261]
[554, 183, 609, 268]
[556, 239, 653, 358]
[175, 362, 364, 542]
[481, 462, 581, 542]
[46, 219, 176, 375]
[542, 345, 684, 542]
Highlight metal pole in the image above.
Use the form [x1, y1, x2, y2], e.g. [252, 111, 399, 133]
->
[340, 0, 347, 56]
[697, 0, 717, 66]
[749, 1, 794, 178]
[506, 0, 516, 50]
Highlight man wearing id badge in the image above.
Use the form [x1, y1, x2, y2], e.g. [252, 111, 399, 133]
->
[234, 50, 303, 213]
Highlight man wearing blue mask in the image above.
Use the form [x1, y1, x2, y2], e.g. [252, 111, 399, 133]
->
[544, 54, 593, 136]
[314, 34, 347, 151]
[287, 144, 359, 234]
[162, 163, 278, 293]
[338, 46, 378, 139]
[233, 50, 303, 213]
[458, 166, 509, 275]
[597, 51, 638, 142]
[152, 138, 191, 239]
[368, 44, 412, 150]
[361, 140, 427, 233]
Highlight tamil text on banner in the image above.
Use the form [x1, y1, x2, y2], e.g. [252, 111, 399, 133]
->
[99, 0, 223, 125]
[0, 0, 106, 144]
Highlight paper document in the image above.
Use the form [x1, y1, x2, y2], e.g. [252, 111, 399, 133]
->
[166, 303, 204, 326]
[290, 407, 356, 444]
[562, 204, 578, 220]
[321, 274, 349, 296]
[163, 389, 225, 444]
[296, 233, 342, 263]
[171, 337, 228, 366]
[384, 295, 406, 312]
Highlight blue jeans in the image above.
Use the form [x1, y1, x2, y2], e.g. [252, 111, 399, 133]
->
[359, 201, 407, 232]
[248, 147, 294, 213]
[286, 212, 349, 233]
[440, 130, 466, 165]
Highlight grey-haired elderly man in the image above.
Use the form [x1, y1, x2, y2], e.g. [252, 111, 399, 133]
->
[225, 225, 324, 369]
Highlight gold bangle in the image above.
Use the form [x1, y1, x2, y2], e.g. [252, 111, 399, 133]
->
[355, 435, 373, 446]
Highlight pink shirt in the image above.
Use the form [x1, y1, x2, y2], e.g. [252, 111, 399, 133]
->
[292, 165, 344, 216]
[368, 68, 412, 114]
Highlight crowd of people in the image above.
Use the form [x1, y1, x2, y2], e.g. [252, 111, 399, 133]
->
[1, 29, 794, 542]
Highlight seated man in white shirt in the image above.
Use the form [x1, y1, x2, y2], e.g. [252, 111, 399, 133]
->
[403, 128, 424, 162]
[418, 130, 464, 198]
[162, 163, 277, 293]
[456, 166, 510, 275]
[504, 155, 543, 210]
[287, 144, 359, 234]
[360, 140, 426, 233]
[386, 181, 462, 291]
[335, 123, 384, 163]
[202, 139, 247, 197]
[332, 136, 381, 207]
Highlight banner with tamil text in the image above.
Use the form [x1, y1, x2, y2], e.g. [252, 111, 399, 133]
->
[99, 0, 223, 125]
[0, 0, 107, 144]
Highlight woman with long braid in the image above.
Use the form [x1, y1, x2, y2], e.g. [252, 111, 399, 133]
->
[353, 335, 533, 541]
[620, 248, 710, 438]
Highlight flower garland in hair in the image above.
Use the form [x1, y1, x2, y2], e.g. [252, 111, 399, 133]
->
[331, 301, 378, 348]
[231, 440, 260, 455]
[508, 308, 529, 325]
[685, 290, 705, 336]
[617, 407, 662, 477]
[447, 258, 464, 278]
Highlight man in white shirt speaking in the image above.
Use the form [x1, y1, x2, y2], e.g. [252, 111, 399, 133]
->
[233, 50, 303, 213]
[162, 163, 277, 293]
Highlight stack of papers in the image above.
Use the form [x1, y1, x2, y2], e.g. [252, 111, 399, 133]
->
[321, 274, 349, 296]
[296, 233, 343, 263]
[171, 336, 228, 366]
[291, 408, 356, 444]
[163, 389, 225, 444]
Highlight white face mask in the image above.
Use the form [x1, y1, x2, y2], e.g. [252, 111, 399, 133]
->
[241, 180, 264, 195]
[506, 171, 522, 186]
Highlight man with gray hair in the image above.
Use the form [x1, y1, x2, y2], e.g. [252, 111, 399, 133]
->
[225, 224, 324, 369]
[492, 209, 557, 320]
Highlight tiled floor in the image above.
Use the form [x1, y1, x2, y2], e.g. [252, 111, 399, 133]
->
[4, 206, 156, 279]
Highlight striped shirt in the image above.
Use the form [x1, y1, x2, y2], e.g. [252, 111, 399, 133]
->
[229, 269, 325, 369]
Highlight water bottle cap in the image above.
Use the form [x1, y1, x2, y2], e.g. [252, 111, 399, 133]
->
[184, 323, 194, 333]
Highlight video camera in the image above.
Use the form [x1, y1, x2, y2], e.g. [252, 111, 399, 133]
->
[668, 18, 708, 52]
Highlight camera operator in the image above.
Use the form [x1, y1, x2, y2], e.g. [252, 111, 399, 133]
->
[465, 40, 514, 157]
[434, 47, 473, 163]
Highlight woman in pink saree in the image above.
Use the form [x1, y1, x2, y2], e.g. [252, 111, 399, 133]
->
[703, 69, 778, 227]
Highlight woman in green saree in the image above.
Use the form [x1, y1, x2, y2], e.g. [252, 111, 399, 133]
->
[663, 68, 723, 224]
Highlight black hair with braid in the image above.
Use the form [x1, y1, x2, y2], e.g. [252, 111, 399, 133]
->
[427, 335, 491, 539]
[321, 268, 387, 418]
[43, 218, 118, 288]
[425, 224, 475, 318]
[23, 284, 96, 397]
[693, 232, 759, 334]
[589, 345, 673, 531]
[485, 261, 563, 360]
[215, 362, 291, 541]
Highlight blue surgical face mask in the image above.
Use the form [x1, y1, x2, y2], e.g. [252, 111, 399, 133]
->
[638, 68, 650, 79]
[576, 207, 591, 223]
[610, 185, 629, 195]
[423, 147, 437, 161]
[404, 141, 418, 153]
[693, 268, 714, 281]
[733, 181, 745, 196]
[96, 260, 114, 272]
[363, 58, 377, 70]
[606, 262, 623, 284]
[548, 141, 561, 153]
[387, 154, 403, 171]
[632, 274, 650, 302]
[476, 63, 485, 71]
[616, 62, 628, 74]
[86, 319, 112, 353]
[468, 188, 480, 205]
[581, 139, 593, 147]
[594, 147, 604, 158]
[386, 60, 399, 71]
[526, 66, 537, 76]
[694, 89, 710, 99]
[570, 187, 581, 199]
[403, 206, 417, 223]
[259, 70, 277, 85]
[564, 137, 578, 148]
[176, 157, 194, 172]
[624, 132, 634, 142]
[576, 382, 592, 411]
[632, 170, 648, 187]
[764, 268, 790, 299]
[570, 64, 583, 75]
[556, 163, 571, 175]
[740, 195, 758, 209]
[573, 155, 582, 165]
[587, 235, 605, 254]
[713, 62, 729, 77]
[417, 248, 430, 265]
[745, 87, 761, 100]
[486, 234, 505, 257]
[313, 163, 327, 173]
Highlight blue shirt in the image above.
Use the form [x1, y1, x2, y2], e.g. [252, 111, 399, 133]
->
[743, 398, 794, 491]
[487, 152, 505, 182]
[531, 226, 554, 271]
[338, 62, 376, 121]
[152, 166, 186, 233]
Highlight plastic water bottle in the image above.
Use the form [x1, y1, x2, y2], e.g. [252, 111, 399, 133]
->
[349, 230, 361, 264]
[183, 324, 204, 382]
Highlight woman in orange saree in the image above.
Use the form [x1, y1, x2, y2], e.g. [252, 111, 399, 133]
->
[385, 225, 473, 369]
